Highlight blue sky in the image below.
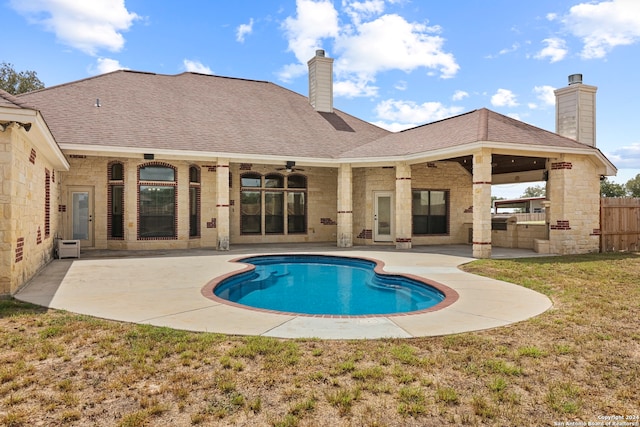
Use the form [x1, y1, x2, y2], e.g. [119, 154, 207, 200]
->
[2, 0, 639, 198]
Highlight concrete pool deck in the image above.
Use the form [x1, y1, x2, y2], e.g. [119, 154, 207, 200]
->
[15, 244, 553, 339]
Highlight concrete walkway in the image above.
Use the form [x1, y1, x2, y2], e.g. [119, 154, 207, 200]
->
[15, 245, 553, 339]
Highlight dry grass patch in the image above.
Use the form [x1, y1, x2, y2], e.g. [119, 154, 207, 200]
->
[0, 252, 638, 425]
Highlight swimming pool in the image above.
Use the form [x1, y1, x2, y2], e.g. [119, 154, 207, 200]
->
[211, 255, 449, 316]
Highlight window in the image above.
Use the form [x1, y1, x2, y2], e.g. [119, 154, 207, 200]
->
[108, 162, 124, 239]
[138, 164, 176, 239]
[189, 165, 200, 237]
[240, 172, 307, 235]
[412, 190, 448, 235]
[287, 175, 307, 233]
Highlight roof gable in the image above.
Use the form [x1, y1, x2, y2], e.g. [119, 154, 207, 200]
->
[338, 108, 597, 159]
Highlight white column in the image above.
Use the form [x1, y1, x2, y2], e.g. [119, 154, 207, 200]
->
[216, 158, 230, 250]
[472, 149, 492, 258]
[337, 163, 353, 247]
[395, 162, 412, 249]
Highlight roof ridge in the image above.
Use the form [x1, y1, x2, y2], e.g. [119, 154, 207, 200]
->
[0, 88, 37, 109]
[477, 108, 489, 140]
[399, 108, 480, 133]
[485, 108, 599, 150]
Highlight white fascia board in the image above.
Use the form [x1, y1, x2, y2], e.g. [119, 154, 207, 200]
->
[341, 140, 618, 169]
[58, 144, 341, 168]
[1, 108, 69, 170]
[58, 139, 618, 174]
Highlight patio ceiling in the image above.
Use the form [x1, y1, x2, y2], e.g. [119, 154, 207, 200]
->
[445, 154, 547, 176]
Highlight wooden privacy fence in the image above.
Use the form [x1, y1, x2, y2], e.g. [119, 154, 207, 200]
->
[600, 197, 640, 252]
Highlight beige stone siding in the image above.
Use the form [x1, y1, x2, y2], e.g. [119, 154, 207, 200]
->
[491, 223, 547, 249]
[1, 129, 61, 295]
[411, 162, 473, 245]
[56, 158, 341, 250]
[59, 157, 219, 251]
[229, 164, 338, 244]
[546, 154, 601, 254]
[352, 167, 395, 245]
[351, 163, 473, 246]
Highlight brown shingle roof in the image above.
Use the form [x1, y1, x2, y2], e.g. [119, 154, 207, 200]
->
[338, 108, 595, 159]
[18, 70, 390, 158]
[0, 88, 36, 109]
[18, 72, 604, 162]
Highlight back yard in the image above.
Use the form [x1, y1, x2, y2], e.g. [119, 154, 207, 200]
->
[1, 252, 638, 426]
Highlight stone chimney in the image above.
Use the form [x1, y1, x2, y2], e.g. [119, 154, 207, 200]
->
[554, 74, 597, 146]
[308, 49, 333, 113]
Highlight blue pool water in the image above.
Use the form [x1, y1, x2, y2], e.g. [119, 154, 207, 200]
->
[213, 255, 445, 315]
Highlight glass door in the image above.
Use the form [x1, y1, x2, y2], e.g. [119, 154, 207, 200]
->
[374, 192, 394, 242]
[69, 187, 94, 248]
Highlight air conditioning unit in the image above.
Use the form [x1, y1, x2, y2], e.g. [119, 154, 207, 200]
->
[57, 239, 80, 259]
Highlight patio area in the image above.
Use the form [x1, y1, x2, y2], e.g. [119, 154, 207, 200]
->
[15, 244, 553, 339]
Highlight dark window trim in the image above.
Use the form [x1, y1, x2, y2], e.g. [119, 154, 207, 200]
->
[240, 172, 308, 236]
[137, 162, 178, 240]
[411, 188, 450, 236]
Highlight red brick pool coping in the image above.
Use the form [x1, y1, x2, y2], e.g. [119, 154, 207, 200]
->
[201, 253, 460, 318]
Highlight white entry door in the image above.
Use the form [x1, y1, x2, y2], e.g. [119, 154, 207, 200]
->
[69, 187, 94, 248]
[374, 192, 394, 242]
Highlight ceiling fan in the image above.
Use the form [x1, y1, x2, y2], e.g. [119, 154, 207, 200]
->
[276, 161, 305, 172]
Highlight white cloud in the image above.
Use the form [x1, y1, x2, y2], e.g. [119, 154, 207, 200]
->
[90, 57, 127, 75]
[281, 0, 340, 65]
[334, 14, 459, 79]
[183, 60, 213, 75]
[562, 0, 640, 59]
[452, 90, 468, 101]
[374, 99, 464, 126]
[606, 142, 640, 168]
[334, 79, 378, 98]
[279, 0, 459, 96]
[533, 85, 556, 106]
[9, 0, 139, 55]
[276, 63, 307, 83]
[498, 43, 520, 55]
[394, 80, 408, 91]
[535, 37, 568, 62]
[370, 121, 416, 132]
[236, 18, 254, 43]
[491, 89, 519, 107]
[343, 0, 386, 25]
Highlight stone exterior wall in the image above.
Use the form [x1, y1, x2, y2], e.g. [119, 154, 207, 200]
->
[491, 223, 547, 249]
[58, 158, 339, 250]
[351, 163, 473, 246]
[59, 157, 220, 251]
[411, 162, 473, 245]
[352, 167, 396, 245]
[1, 128, 61, 295]
[546, 154, 601, 254]
[229, 164, 338, 244]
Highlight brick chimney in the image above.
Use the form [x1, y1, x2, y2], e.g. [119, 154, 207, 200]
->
[554, 74, 597, 147]
[308, 49, 333, 113]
